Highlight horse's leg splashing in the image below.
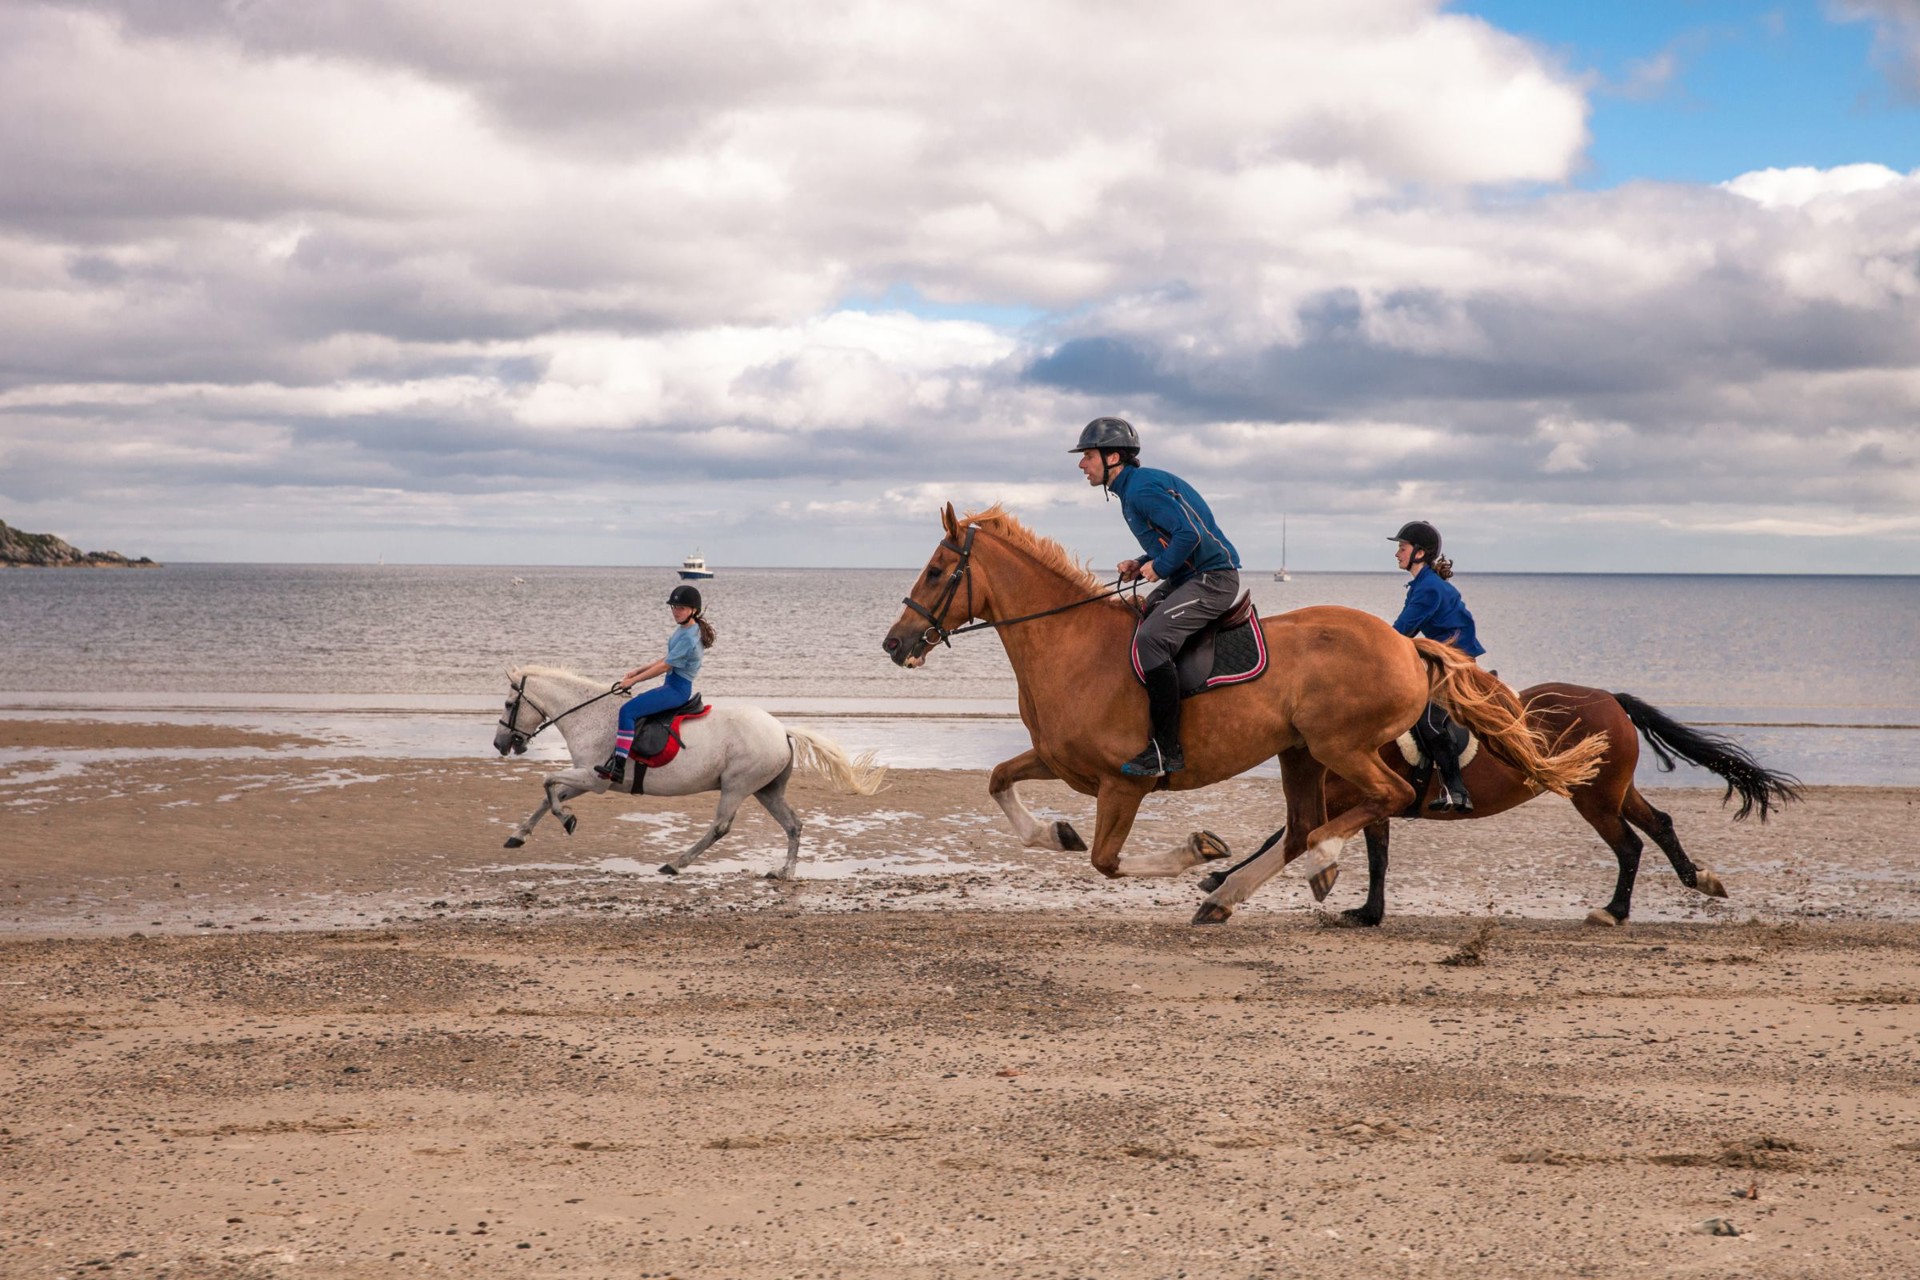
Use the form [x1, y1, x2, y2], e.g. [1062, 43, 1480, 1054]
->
[1194, 749, 1327, 923]
[1114, 830, 1232, 876]
[751, 764, 805, 881]
[1086, 779, 1153, 878]
[658, 774, 757, 876]
[1622, 787, 1728, 901]
[988, 749, 1087, 852]
[530, 770, 601, 842]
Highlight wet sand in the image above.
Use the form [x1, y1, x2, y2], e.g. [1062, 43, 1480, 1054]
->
[3, 722, 1919, 1278]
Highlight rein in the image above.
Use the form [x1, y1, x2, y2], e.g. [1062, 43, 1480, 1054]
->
[499, 678, 627, 750]
[902, 524, 1140, 649]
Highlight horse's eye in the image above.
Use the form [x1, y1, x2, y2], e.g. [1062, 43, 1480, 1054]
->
[925, 566, 940, 582]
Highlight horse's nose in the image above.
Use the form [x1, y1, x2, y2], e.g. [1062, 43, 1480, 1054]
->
[883, 636, 900, 654]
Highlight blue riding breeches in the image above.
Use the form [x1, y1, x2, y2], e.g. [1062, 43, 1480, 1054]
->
[618, 673, 695, 734]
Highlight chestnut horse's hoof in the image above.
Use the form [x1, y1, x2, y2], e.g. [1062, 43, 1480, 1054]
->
[1338, 908, 1382, 928]
[1308, 866, 1339, 902]
[1189, 830, 1230, 862]
[658, 864, 679, 877]
[1693, 870, 1728, 898]
[1192, 901, 1233, 926]
[1197, 870, 1227, 894]
[1584, 908, 1620, 927]
[1055, 820, 1088, 852]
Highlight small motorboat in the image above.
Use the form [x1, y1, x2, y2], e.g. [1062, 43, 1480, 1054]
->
[678, 550, 715, 580]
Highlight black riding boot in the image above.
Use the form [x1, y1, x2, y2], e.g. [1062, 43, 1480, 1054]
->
[1425, 728, 1472, 812]
[595, 752, 627, 785]
[1121, 664, 1185, 777]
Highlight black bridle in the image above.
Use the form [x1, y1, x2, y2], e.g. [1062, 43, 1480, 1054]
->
[498, 676, 627, 752]
[901, 524, 1140, 650]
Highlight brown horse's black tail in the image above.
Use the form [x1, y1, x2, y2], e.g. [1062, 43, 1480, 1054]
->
[1612, 693, 1804, 822]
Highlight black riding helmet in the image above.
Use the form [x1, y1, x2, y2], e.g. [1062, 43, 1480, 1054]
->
[1388, 520, 1441, 560]
[1069, 416, 1140, 455]
[666, 584, 703, 612]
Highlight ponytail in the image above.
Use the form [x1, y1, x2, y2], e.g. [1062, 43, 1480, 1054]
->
[694, 615, 716, 649]
[1431, 555, 1455, 581]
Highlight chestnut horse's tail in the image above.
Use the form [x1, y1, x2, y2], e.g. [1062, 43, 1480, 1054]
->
[1612, 692, 1803, 821]
[1413, 640, 1609, 797]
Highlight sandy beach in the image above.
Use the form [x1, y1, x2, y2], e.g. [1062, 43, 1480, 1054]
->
[4, 720, 1919, 1278]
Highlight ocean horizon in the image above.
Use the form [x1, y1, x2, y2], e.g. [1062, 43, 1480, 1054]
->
[5, 562, 1917, 784]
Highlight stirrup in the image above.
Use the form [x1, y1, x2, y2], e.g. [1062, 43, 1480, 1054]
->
[1120, 741, 1185, 777]
[595, 753, 626, 784]
[1428, 787, 1472, 813]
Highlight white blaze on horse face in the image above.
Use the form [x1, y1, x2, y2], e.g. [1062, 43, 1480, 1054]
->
[1295, 836, 1344, 882]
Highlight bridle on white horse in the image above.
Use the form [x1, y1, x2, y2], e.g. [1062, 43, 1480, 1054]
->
[901, 524, 1142, 649]
[499, 677, 627, 753]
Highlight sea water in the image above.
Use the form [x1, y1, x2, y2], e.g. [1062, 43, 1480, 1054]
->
[2, 564, 1916, 784]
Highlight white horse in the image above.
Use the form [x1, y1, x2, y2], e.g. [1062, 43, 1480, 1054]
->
[493, 666, 886, 878]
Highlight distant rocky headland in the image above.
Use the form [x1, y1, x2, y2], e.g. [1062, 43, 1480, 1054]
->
[0, 519, 160, 568]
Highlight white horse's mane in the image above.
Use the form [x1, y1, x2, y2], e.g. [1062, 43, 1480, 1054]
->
[510, 665, 604, 690]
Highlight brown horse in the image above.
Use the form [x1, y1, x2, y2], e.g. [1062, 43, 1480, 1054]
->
[1201, 683, 1803, 926]
[881, 504, 1609, 924]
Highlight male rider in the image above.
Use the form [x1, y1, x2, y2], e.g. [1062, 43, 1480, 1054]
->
[1072, 417, 1241, 777]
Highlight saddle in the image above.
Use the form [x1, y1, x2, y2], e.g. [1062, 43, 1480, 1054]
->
[1130, 592, 1268, 698]
[633, 702, 710, 771]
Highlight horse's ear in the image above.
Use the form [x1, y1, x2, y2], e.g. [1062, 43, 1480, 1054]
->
[506, 666, 520, 681]
[941, 502, 958, 538]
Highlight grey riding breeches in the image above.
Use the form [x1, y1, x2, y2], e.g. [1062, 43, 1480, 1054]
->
[1133, 569, 1241, 672]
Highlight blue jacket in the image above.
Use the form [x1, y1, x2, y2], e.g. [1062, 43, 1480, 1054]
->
[1107, 465, 1240, 586]
[1394, 567, 1484, 657]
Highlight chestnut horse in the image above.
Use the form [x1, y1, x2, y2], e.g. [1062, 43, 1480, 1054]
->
[1201, 684, 1803, 926]
[881, 505, 1608, 924]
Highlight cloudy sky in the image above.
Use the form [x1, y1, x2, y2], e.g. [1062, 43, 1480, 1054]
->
[3, 0, 1919, 571]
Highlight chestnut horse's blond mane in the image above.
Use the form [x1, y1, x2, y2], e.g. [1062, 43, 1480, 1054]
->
[960, 504, 1104, 594]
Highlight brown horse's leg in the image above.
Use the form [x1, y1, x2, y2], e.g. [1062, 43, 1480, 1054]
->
[1193, 749, 1325, 923]
[1088, 778, 1154, 879]
[1292, 748, 1416, 902]
[1571, 790, 1645, 926]
[1621, 786, 1728, 900]
[989, 749, 1087, 852]
[1340, 820, 1391, 927]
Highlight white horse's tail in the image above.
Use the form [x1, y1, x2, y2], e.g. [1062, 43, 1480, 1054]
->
[785, 727, 888, 796]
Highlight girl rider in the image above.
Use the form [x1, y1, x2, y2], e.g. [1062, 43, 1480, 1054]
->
[596, 584, 714, 786]
[1389, 520, 1482, 812]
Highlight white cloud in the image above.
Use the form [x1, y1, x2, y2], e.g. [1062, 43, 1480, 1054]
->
[1722, 163, 1908, 208]
[1, 3, 1918, 569]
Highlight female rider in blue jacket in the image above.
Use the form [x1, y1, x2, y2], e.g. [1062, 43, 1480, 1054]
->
[1389, 521, 1481, 811]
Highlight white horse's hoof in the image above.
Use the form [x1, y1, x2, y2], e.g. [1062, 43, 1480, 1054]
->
[658, 864, 678, 876]
[503, 836, 525, 849]
[562, 815, 577, 836]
